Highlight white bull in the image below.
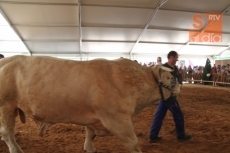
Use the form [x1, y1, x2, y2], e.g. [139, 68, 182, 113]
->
[0, 55, 179, 153]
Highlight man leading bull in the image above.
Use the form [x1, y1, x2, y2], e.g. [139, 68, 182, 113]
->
[149, 51, 192, 142]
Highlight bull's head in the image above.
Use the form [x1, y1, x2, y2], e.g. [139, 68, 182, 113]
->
[151, 65, 180, 100]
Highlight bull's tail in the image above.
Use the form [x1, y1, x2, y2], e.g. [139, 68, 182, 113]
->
[18, 108, 26, 124]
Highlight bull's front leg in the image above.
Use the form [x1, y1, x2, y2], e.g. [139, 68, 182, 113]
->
[0, 105, 24, 153]
[84, 126, 96, 153]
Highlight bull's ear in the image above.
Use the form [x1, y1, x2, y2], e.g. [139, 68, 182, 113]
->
[161, 66, 173, 72]
[151, 66, 173, 81]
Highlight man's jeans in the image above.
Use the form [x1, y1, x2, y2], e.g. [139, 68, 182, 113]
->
[149, 96, 185, 139]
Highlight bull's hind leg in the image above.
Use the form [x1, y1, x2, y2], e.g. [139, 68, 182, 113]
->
[84, 126, 110, 153]
[84, 126, 96, 153]
[0, 105, 24, 153]
[103, 118, 142, 153]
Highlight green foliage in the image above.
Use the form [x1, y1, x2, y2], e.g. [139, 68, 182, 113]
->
[202, 58, 212, 84]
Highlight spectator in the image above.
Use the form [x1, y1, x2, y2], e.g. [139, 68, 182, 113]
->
[156, 57, 162, 65]
[179, 66, 185, 81]
[217, 65, 221, 73]
[187, 65, 193, 83]
[212, 64, 217, 73]
[225, 64, 230, 75]
[0, 54, 4, 59]
[221, 65, 226, 74]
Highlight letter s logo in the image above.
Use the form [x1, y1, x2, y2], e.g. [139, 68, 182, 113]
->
[193, 14, 203, 29]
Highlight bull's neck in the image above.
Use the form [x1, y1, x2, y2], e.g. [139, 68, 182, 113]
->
[133, 69, 162, 117]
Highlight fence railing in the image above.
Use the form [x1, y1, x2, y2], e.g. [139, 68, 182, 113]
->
[183, 79, 215, 86]
[182, 73, 230, 87]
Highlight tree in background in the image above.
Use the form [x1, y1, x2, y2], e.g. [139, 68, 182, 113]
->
[202, 58, 212, 85]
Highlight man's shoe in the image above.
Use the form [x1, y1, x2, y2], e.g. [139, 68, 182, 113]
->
[177, 134, 192, 141]
[148, 136, 162, 143]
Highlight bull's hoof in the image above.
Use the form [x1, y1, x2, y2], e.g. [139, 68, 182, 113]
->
[84, 148, 97, 153]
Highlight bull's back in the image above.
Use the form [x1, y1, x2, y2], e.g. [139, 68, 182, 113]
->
[0, 56, 154, 123]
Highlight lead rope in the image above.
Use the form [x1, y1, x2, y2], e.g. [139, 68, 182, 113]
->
[158, 82, 165, 100]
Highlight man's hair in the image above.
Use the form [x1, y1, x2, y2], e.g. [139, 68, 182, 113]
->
[0, 54, 4, 58]
[167, 50, 178, 59]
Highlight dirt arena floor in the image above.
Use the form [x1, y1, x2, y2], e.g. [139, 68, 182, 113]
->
[0, 84, 230, 153]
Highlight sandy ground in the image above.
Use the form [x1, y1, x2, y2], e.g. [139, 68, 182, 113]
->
[0, 84, 230, 153]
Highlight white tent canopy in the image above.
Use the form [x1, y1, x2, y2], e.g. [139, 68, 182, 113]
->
[0, 0, 230, 65]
